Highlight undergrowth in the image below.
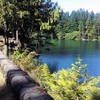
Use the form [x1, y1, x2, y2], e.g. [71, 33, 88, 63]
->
[10, 50, 100, 100]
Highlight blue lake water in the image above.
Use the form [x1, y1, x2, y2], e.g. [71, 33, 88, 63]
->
[38, 40, 100, 77]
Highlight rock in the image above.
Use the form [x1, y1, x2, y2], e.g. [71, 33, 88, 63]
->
[0, 51, 54, 100]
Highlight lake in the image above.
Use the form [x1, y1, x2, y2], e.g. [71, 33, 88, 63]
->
[38, 40, 100, 77]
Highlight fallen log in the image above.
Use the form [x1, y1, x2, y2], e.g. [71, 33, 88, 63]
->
[0, 51, 54, 100]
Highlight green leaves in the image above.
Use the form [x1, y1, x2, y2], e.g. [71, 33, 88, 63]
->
[18, 11, 30, 19]
[10, 50, 100, 100]
[55, 9, 100, 40]
[0, 0, 59, 49]
[36, 59, 100, 100]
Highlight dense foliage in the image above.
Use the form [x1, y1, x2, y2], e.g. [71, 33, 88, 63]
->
[0, 0, 59, 55]
[1, 0, 100, 100]
[10, 50, 39, 72]
[10, 51, 100, 100]
[55, 9, 100, 40]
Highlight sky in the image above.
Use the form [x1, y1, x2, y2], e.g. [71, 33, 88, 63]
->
[52, 0, 100, 13]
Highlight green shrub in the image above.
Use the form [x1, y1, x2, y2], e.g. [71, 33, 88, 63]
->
[10, 50, 39, 72]
[36, 59, 100, 100]
[10, 51, 100, 100]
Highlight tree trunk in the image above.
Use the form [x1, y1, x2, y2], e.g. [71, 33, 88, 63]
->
[16, 30, 18, 42]
[0, 51, 54, 100]
[4, 35, 9, 56]
[3, 24, 9, 56]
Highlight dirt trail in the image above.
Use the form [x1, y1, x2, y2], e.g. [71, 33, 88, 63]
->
[0, 69, 18, 100]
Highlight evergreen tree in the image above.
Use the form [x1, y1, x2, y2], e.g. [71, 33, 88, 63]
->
[0, 0, 59, 54]
[55, 9, 100, 40]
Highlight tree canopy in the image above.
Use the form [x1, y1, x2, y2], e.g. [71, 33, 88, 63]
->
[0, 0, 59, 54]
[55, 9, 100, 40]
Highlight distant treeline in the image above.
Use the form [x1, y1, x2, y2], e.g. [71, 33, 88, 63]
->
[55, 9, 100, 40]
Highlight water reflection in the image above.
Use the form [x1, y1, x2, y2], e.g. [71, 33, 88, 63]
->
[39, 40, 100, 77]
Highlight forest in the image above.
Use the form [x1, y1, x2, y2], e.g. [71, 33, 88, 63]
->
[0, 0, 59, 55]
[55, 9, 100, 40]
[0, 0, 100, 55]
[0, 0, 100, 100]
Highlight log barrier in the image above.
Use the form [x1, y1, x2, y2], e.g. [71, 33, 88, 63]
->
[0, 51, 54, 100]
